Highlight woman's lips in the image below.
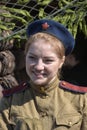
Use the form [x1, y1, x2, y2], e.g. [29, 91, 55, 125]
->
[33, 72, 46, 78]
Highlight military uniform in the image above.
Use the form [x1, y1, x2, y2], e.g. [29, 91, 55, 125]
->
[0, 77, 87, 130]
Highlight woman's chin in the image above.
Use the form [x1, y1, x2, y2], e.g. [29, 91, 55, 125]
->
[32, 79, 47, 86]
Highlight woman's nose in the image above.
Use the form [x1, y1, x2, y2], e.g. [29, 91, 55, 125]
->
[34, 59, 44, 70]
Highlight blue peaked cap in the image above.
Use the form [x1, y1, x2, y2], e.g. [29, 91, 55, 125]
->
[26, 19, 75, 55]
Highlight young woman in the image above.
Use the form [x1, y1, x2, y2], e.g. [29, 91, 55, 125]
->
[0, 19, 87, 130]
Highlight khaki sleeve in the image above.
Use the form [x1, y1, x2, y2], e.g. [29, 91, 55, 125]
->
[81, 93, 87, 130]
[0, 115, 8, 130]
[0, 97, 13, 130]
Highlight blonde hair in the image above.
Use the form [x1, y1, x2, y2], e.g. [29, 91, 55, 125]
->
[25, 32, 65, 59]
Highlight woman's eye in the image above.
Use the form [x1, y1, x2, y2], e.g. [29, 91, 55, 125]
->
[44, 59, 53, 63]
[28, 56, 35, 59]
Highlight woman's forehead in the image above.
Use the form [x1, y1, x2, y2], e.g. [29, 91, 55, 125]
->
[27, 41, 58, 58]
[28, 40, 56, 51]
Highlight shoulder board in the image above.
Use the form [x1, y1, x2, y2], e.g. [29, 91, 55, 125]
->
[59, 81, 87, 93]
[2, 82, 28, 97]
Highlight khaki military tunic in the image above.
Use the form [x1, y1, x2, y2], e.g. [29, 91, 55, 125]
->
[0, 78, 87, 130]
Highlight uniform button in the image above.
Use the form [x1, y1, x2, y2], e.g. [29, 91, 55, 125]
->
[41, 96, 46, 99]
[41, 95, 49, 99]
[40, 87, 45, 92]
[68, 121, 72, 126]
[40, 112, 47, 117]
[62, 81, 66, 85]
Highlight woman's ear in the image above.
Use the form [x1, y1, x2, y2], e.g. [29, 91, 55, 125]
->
[59, 56, 65, 69]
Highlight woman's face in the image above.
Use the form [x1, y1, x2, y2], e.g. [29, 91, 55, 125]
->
[26, 39, 65, 86]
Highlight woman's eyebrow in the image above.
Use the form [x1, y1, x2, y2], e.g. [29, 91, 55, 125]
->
[28, 52, 36, 56]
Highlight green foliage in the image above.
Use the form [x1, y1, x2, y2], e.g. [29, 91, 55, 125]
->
[39, 8, 46, 18]
[37, 0, 51, 6]
[0, 5, 33, 48]
[51, 0, 87, 38]
[0, 0, 87, 49]
[18, 0, 30, 4]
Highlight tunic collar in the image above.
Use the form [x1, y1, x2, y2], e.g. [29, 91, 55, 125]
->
[29, 77, 59, 94]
